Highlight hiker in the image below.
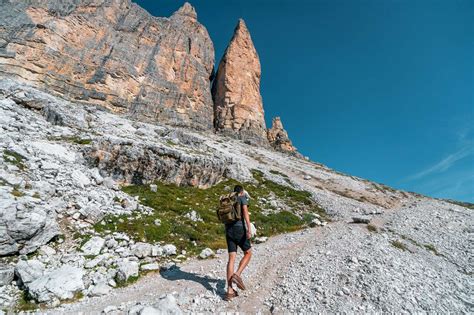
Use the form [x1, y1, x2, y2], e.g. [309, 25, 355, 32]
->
[216, 185, 252, 301]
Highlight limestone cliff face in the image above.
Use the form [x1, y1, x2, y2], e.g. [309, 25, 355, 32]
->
[211, 19, 267, 145]
[267, 117, 297, 153]
[0, 0, 215, 130]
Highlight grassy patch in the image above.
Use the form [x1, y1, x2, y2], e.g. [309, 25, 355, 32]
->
[15, 291, 38, 312]
[77, 234, 92, 248]
[3, 150, 26, 170]
[62, 291, 85, 304]
[269, 169, 289, 178]
[424, 244, 439, 255]
[391, 240, 408, 251]
[116, 275, 139, 288]
[94, 170, 326, 255]
[49, 135, 92, 145]
[444, 199, 474, 210]
[11, 186, 24, 198]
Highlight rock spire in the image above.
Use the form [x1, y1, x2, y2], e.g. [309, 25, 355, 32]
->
[211, 19, 267, 145]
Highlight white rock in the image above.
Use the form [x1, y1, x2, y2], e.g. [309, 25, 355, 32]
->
[254, 236, 268, 244]
[303, 175, 312, 180]
[140, 306, 160, 315]
[15, 259, 45, 285]
[151, 245, 163, 257]
[103, 305, 118, 313]
[154, 219, 161, 226]
[199, 248, 214, 259]
[131, 242, 152, 258]
[105, 238, 118, 249]
[0, 264, 14, 286]
[103, 177, 118, 190]
[152, 294, 182, 314]
[150, 184, 157, 192]
[29, 141, 76, 162]
[27, 265, 85, 302]
[162, 244, 177, 256]
[90, 168, 104, 185]
[141, 263, 160, 271]
[38, 245, 56, 256]
[116, 260, 139, 282]
[81, 236, 105, 256]
[88, 282, 111, 297]
[184, 210, 202, 222]
[71, 170, 91, 188]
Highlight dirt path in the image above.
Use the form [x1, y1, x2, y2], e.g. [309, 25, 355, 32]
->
[56, 226, 325, 314]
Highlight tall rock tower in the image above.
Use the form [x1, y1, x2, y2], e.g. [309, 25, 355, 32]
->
[212, 19, 267, 145]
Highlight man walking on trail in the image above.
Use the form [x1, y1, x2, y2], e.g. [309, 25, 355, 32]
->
[224, 185, 252, 301]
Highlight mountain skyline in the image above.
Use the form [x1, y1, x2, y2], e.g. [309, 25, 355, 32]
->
[135, 0, 474, 202]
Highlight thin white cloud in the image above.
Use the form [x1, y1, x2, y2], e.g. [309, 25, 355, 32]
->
[406, 144, 474, 181]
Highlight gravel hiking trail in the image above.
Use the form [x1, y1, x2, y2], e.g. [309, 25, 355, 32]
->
[56, 226, 325, 314]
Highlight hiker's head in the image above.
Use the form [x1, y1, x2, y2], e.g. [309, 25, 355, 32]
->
[233, 185, 244, 195]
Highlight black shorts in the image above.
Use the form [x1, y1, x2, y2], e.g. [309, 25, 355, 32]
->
[225, 221, 252, 253]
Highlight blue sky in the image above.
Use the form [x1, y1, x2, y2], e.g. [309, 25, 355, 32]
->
[135, 0, 474, 202]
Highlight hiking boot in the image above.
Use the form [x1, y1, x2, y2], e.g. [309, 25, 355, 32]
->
[224, 290, 238, 301]
[231, 273, 246, 290]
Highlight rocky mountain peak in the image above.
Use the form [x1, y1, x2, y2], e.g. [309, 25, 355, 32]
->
[267, 117, 297, 153]
[212, 18, 268, 145]
[171, 2, 197, 21]
[0, 0, 214, 130]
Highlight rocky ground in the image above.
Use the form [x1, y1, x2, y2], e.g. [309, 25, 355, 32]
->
[0, 79, 472, 314]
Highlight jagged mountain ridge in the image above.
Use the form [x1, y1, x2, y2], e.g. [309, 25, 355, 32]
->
[0, 0, 296, 151]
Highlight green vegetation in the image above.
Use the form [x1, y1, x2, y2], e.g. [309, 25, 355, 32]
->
[78, 234, 92, 248]
[15, 292, 38, 312]
[3, 150, 26, 170]
[11, 186, 25, 198]
[62, 292, 85, 304]
[269, 169, 289, 178]
[116, 275, 139, 288]
[48, 135, 92, 145]
[391, 240, 408, 251]
[445, 199, 474, 210]
[367, 224, 378, 232]
[424, 244, 439, 255]
[32, 192, 41, 199]
[94, 169, 326, 255]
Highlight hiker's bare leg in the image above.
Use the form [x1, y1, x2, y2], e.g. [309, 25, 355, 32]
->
[235, 249, 252, 276]
[227, 252, 237, 293]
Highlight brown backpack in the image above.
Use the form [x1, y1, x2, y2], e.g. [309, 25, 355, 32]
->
[216, 192, 241, 224]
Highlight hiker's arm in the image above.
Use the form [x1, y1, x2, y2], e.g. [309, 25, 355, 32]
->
[242, 204, 251, 239]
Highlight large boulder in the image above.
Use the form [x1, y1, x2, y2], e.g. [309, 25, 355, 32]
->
[81, 236, 105, 256]
[0, 201, 60, 256]
[0, 264, 14, 286]
[116, 260, 139, 282]
[135, 294, 183, 315]
[27, 265, 85, 302]
[131, 242, 152, 258]
[15, 259, 45, 286]
[0, 1, 215, 130]
[162, 244, 177, 256]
